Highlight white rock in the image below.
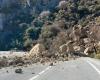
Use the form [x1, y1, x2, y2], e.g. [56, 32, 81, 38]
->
[83, 38, 91, 44]
[28, 43, 45, 56]
[73, 46, 81, 51]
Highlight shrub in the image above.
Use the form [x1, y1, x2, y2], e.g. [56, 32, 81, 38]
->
[40, 25, 60, 38]
[95, 54, 100, 59]
[39, 11, 51, 19]
[25, 27, 41, 40]
[24, 39, 33, 49]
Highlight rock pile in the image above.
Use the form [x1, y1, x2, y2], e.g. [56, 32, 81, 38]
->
[25, 23, 100, 63]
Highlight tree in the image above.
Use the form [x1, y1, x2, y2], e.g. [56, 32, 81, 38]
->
[25, 27, 41, 40]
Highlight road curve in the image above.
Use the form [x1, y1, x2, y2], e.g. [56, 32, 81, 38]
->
[0, 57, 100, 80]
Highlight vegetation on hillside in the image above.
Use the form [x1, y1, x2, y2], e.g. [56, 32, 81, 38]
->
[0, 0, 100, 52]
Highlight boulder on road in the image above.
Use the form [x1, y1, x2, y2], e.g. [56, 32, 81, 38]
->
[83, 38, 91, 44]
[15, 68, 23, 74]
[73, 45, 85, 52]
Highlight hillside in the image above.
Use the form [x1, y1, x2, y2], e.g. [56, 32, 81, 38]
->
[0, 0, 100, 59]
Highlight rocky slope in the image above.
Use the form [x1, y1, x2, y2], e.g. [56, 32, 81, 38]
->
[0, 0, 100, 56]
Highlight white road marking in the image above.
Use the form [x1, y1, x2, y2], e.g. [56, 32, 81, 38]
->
[87, 60, 100, 75]
[29, 66, 52, 80]
[29, 75, 39, 80]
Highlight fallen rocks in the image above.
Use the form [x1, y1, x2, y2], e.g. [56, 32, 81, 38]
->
[11, 57, 24, 66]
[66, 41, 74, 53]
[0, 58, 8, 67]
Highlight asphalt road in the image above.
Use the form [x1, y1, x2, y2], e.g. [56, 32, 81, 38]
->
[0, 57, 100, 80]
[0, 51, 26, 57]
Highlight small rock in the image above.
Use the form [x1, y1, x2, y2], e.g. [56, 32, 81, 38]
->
[32, 72, 35, 74]
[83, 38, 91, 44]
[6, 70, 9, 73]
[49, 62, 53, 66]
[15, 68, 23, 74]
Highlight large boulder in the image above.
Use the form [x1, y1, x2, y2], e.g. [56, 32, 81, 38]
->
[15, 68, 23, 74]
[59, 41, 74, 53]
[73, 46, 81, 52]
[66, 41, 74, 53]
[83, 38, 91, 44]
[59, 44, 67, 53]
[70, 26, 88, 42]
[84, 47, 94, 55]
[28, 43, 45, 57]
[90, 25, 100, 41]
[70, 26, 81, 42]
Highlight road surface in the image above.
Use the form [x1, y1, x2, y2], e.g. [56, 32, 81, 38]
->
[0, 57, 100, 80]
[0, 51, 26, 57]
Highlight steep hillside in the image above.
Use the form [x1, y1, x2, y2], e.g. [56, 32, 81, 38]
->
[0, 0, 100, 52]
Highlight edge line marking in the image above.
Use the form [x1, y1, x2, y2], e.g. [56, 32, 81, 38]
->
[29, 66, 51, 80]
[87, 60, 100, 75]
